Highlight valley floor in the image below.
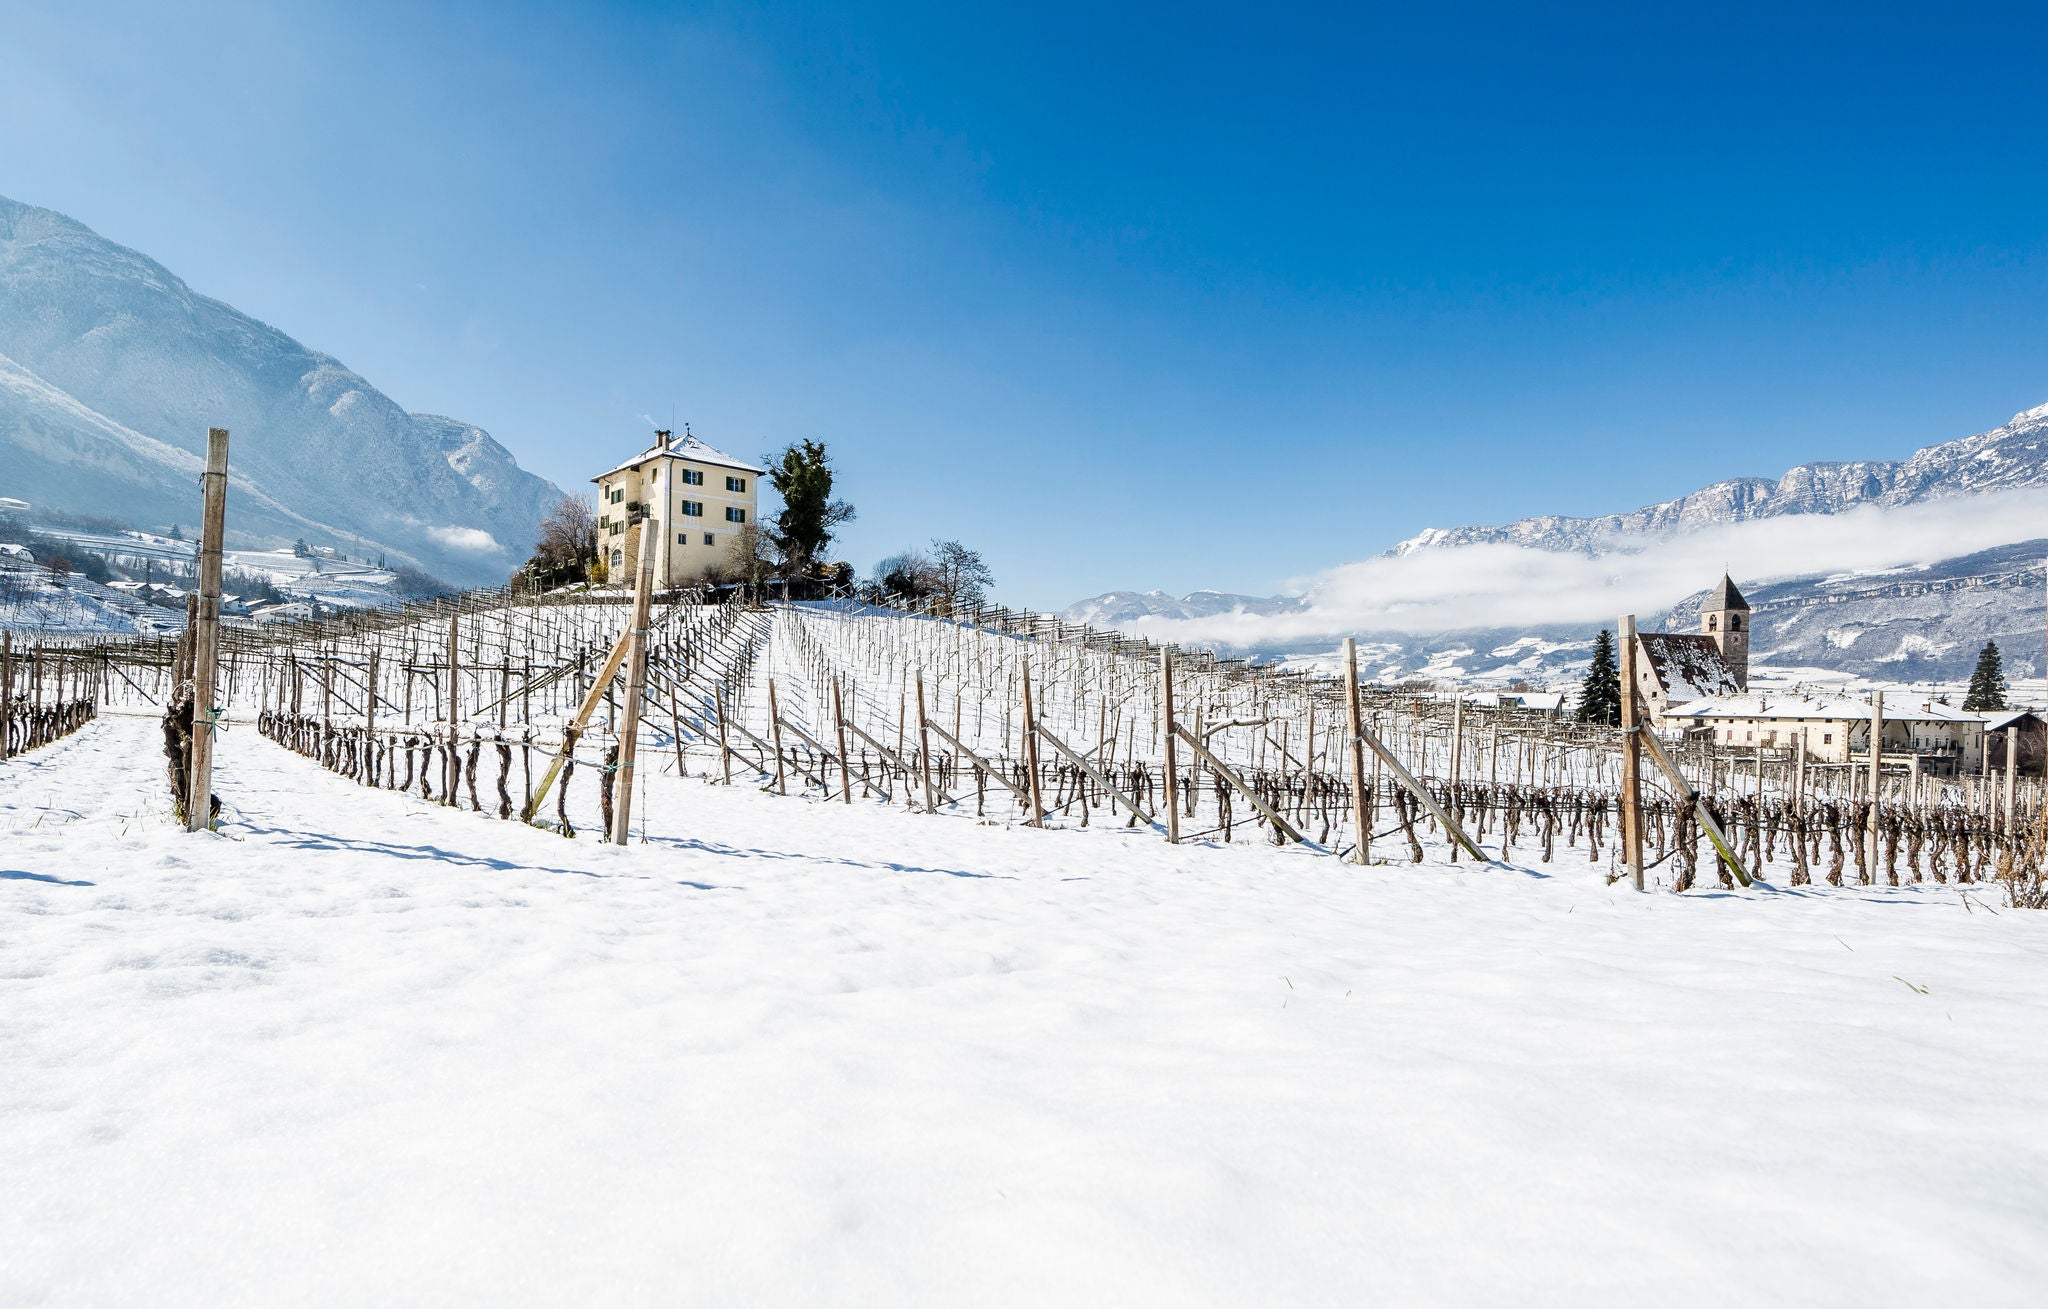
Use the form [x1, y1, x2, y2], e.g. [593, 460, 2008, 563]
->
[4, 715, 2046, 1306]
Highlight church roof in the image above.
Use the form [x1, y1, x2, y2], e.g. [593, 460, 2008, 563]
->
[1636, 632, 1741, 703]
[1707, 573, 1750, 612]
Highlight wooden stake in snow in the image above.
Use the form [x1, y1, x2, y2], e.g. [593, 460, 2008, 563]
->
[1618, 614, 1646, 891]
[608, 521, 658, 844]
[1161, 649, 1181, 844]
[1866, 691, 1884, 880]
[1, 632, 12, 763]
[1020, 660, 1046, 826]
[915, 673, 936, 815]
[445, 616, 461, 804]
[1343, 638, 1370, 865]
[186, 427, 229, 833]
[521, 630, 632, 826]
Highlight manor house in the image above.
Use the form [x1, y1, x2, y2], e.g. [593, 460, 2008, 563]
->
[593, 430, 763, 586]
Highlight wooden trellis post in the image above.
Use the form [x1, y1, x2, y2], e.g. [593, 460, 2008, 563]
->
[1, 632, 12, 762]
[445, 616, 461, 804]
[609, 521, 658, 844]
[1020, 660, 1046, 826]
[1343, 638, 1369, 865]
[1161, 649, 1181, 844]
[833, 679, 853, 804]
[915, 672, 936, 814]
[1618, 614, 1646, 891]
[1866, 691, 1884, 878]
[186, 427, 229, 833]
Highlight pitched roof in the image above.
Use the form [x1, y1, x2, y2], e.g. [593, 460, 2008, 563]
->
[1636, 632, 1741, 702]
[1706, 573, 1750, 612]
[1670, 693, 1992, 724]
[593, 433, 767, 481]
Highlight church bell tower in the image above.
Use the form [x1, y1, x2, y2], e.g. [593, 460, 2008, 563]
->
[1701, 573, 1751, 691]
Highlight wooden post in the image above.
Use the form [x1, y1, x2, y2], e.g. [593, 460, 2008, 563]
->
[445, 616, 461, 804]
[0, 631, 12, 762]
[1866, 691, 1884, 879]
[1161, 650, 1181, 844]
[609, 520, 658, 844]
[2005, 724, 2020, 835]
[1343, 638, 1370, 865]
[767, 678, 788, 794]
[715, 685, 733, 786]
[1793, 730, 1807, 808]
[1020, 660, 1046, 826]
[521, 629, 632, 824]
[186, 427, 229, 832]
[832, 678, 853, 804]
[915, 673, 936, 814]
[365, 644, 379, 739]
[1618, 615, 1646, 891]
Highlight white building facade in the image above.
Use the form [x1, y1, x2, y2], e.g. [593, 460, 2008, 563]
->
[593, 431, 765, 587]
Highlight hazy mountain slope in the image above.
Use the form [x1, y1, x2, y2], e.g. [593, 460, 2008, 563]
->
[0, 194, 564, 584]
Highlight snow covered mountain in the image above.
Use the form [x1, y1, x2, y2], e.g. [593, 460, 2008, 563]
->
[1386, 404, 2048, 556]
[0, 194, 565, 586]
[1064, 405, 2048, 689]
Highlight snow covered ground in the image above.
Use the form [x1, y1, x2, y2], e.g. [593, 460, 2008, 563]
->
[5, 713, 2047, 1306]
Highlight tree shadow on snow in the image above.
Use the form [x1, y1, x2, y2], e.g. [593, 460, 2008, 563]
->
[641, 833, 1012, 881]
[1, 869, 96, 887]
[232, 823, 740, 890]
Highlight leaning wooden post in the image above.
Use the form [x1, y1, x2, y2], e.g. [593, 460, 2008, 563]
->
[832, 678, 853, 804]
[1343, 638, 1370, 865]
[608, 519, 658, 844]
[1617, 614, 1646, 891]
[1020, 659, 1047, 826]
[1161, 649, 1181, 843]
[915, 672, 936, 814]
[767, 678, 788, 794]
[1865, 690, 1884, 879]
[186, 427, 230, 833]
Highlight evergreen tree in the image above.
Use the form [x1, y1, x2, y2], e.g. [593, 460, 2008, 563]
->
[1964, 641, 2010, 712]
[764, 440, 856, 577]
[1578, 628, 1622, 725]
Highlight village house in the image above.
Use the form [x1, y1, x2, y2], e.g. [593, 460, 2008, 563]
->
[1633, 574, 1749, 726]
[592, 429, 764, 588]
[1666, 693, 1996, 775]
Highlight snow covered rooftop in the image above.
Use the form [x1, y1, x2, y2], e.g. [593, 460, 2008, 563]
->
[1637, 633, 1740, 702]
[594, 432, 766, 480]
[1669, 693, 1989, 725]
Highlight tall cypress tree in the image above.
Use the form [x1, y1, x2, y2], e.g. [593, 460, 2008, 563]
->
[1964, 640, 2010, 712]
[1579, 628, 1622, 725]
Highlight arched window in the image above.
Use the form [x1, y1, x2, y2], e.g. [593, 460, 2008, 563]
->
[611, 548, 623, 568]
[1729, 615, 1742, 631]
[1708, 615, 1718, 631]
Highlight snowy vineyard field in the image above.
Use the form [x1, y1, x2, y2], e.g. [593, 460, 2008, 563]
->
[5, 592, 2048, 1304]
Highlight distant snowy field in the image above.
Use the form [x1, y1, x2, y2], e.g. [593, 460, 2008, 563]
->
[5, 715, 2047, 1306]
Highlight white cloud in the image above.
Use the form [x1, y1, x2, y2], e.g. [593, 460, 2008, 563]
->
[1114, 489, 2048, 648]
[426, 526, 502, 554]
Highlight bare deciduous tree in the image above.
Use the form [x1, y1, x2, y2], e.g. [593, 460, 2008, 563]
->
[519, 495, 599, 589]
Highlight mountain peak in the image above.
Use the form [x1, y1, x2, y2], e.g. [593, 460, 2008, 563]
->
[0, 194, 566, 584]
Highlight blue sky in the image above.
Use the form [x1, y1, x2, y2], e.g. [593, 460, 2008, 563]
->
[5, 1, 2048, 609]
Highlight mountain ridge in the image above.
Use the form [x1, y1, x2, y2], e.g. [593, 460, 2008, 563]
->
[1064, 404, 2048, 687]
[0, 194, 565, 585]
